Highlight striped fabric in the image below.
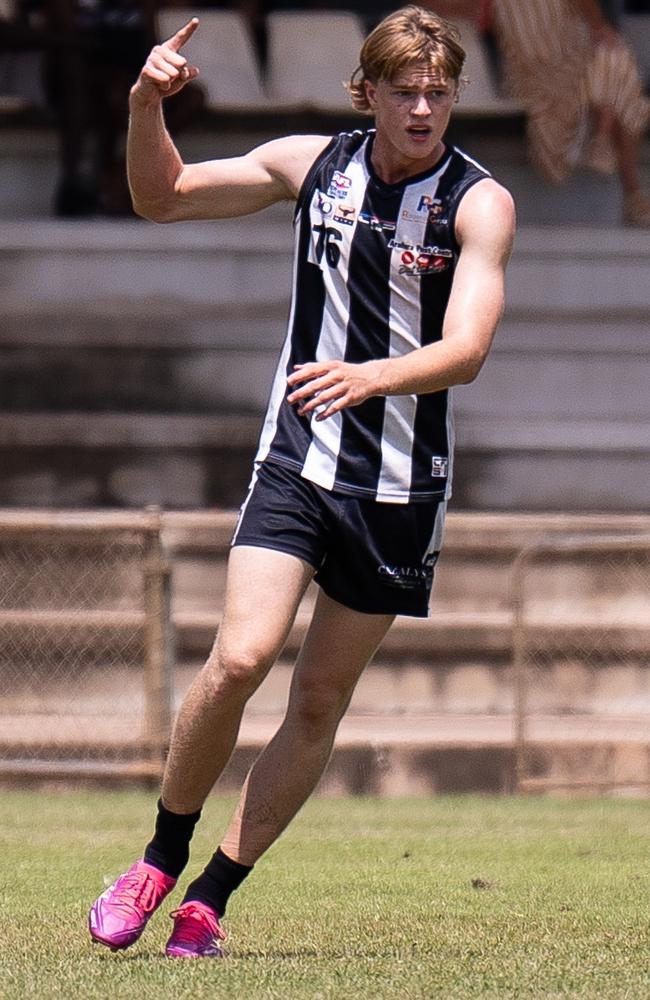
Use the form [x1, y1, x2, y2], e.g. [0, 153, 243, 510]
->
[255, 129, 490, 505]
[492, 0, 650, 182]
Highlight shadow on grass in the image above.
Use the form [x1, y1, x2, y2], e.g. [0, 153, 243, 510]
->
[232, 949, 323, 960]
[92, 947, 331, 961]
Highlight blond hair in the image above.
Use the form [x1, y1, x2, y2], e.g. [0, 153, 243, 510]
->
[347, 5, 466, 113]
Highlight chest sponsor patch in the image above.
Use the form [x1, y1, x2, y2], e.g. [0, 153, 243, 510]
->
[333, 204, 356, 226]
[327, 170, 352, 199]
[398, 250, 452, 276]
[358, 211, 396, 233]
[315, 191, 335, 215]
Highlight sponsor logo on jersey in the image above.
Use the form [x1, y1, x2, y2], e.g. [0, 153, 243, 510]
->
[333, 204, 356, 226]
[402, 198, 448, 223]
[327, 170, 352, 199]
[358, 211, 396, 232]
[431, 457, 449, 478]
[427, 199, 447, 221]
[398, 250, 451, 276]
[389, 239, 452, 256]
[315, 192, 334, 215]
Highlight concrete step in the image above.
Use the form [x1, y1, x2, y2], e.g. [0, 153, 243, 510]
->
[1, 216, 649, 509]
[1, 309, 648, 422]
[3, 220, 650, 312]
[3, 713, 650, 795]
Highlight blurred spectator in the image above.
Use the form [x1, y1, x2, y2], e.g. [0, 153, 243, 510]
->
[490, 0, 650, 225]
[32, 0, 203, 216]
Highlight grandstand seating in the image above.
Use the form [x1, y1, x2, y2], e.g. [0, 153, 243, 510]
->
[156, 9, 268, 112]
[265, 10, 367, 111]
[1, 9, 648, 119]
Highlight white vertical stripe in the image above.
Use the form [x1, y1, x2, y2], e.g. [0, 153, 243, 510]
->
[301, 142, 371, 490]
[426, 499, 447, 559]
[231, 465, 260, 545]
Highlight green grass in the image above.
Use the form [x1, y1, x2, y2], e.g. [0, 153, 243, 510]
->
[1, 790, 649, 999]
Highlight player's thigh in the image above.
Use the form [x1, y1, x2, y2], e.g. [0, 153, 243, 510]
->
[216, 544, 315, 671]
[288, 589, 394, 715]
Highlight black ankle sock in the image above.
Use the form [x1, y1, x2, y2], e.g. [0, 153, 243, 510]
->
[182, 847, 253, 916]
[143, 799, 202, 879]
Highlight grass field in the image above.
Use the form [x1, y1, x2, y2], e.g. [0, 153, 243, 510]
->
[2, 789, 649, 1000]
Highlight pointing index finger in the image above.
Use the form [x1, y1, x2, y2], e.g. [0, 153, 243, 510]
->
[167, 17, 199, 53]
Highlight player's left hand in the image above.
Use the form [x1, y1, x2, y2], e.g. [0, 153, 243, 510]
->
[287, 359, 386, 421]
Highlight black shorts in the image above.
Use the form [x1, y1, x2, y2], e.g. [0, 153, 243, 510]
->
[232, 461, 446, 618]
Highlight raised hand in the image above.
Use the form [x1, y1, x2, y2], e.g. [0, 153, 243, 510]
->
[132, 18, 200, 103]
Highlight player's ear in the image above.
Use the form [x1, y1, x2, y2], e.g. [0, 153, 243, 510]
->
[364, 78, 378, 110]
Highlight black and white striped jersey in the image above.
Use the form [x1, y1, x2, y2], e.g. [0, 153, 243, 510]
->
[255, 128, 490, 504]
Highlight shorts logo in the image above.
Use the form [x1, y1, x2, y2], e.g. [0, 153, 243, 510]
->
[431, 457, 448, 478]
[327, 170, 352, 199]
[378, 563, 430, 590]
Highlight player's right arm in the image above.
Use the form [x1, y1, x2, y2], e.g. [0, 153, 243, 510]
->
[128, 18, 330, 222]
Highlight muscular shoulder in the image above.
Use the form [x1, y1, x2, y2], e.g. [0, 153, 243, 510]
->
[455, 178, 516, 259]
[248, 134, 333, 200]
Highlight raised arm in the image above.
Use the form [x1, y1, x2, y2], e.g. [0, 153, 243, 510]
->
[287, 178, 516, 420]
[127, 18, 330, 222]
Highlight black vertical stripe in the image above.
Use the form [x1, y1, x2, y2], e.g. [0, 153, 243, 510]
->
[333, 180, 403, 492]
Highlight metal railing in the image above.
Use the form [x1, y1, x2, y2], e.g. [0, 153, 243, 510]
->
[0, 508, 173, 781]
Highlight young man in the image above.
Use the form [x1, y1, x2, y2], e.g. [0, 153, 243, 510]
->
[89, 5, 515, 958]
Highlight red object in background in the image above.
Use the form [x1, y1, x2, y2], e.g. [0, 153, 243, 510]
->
[479, 0, 494, 31]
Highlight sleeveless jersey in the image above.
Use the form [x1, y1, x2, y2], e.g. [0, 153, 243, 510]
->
[255, 129, 491, 504]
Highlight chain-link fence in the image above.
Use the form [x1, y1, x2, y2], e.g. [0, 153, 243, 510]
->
[2, 512, 650, 793]
[0, 511, 173, 781]
[512, 535, 650, 794]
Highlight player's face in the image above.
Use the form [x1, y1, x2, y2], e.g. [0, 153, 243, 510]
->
[365, 65, 458, 178]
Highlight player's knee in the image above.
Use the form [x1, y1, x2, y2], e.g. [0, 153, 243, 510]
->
[291, 680, 350, 736]
[208, 642, 273, 696]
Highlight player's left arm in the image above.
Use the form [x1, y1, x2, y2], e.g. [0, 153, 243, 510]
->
[287, 178, 516, 421]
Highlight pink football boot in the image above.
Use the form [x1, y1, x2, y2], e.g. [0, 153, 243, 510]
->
[165, 900, 227, 958]
[89, 860, 176, 950]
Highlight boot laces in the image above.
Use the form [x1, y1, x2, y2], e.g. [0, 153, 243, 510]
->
[109, 869, 164, 919]
[170, 903, 226, 947]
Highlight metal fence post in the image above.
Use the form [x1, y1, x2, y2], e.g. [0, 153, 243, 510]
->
[143, 508, 174, 775]
[511, 547, 532, 795]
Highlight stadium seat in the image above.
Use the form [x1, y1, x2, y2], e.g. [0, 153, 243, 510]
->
[156, 9, 267, 112]
[266, 11, 366, 112]
[453, 19, 523, 116]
